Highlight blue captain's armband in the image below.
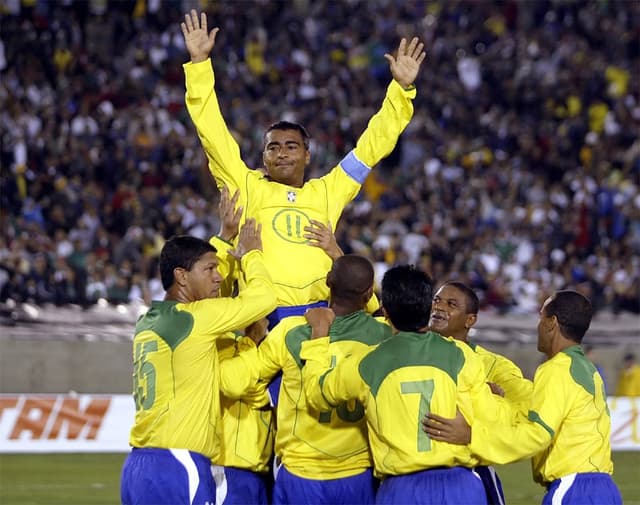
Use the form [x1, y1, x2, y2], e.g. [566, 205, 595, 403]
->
[339, 151, 371, 184]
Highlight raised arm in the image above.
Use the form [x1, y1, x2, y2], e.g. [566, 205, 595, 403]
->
[209, 187, 243, 295]
[193, 219, 277, 335]
[323, 37, 426, 207]
[385, 37, 425, 89]
[181, 9, 251, 193]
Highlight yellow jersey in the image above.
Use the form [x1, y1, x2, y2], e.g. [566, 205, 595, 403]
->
[301, 331, 502, 478]
[470, 345, 613, 485]
[216, 334, 274, 472]
[128, 250, 276, 459]
[221, 311, 391, 479]
[615, 364, 640, 397]
[470, 342, 533, 409]
[185, 59, 416, 307]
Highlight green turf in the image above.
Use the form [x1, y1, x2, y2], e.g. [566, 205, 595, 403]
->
[495, 452, 639, 504]
[0, 452, 637, 504]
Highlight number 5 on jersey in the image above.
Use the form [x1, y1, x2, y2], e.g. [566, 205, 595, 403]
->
[134, 341, 158, 411]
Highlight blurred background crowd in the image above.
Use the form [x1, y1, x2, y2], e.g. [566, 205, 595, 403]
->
[1, 0, 638, 315]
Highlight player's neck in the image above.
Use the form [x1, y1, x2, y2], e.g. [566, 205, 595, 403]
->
[330, 302, 363, 317]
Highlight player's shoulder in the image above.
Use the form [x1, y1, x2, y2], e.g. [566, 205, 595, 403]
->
[271, 315, 308, 335]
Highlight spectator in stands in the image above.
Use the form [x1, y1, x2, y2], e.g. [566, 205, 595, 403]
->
[615, 353, 640, 397]
[0, 1, 638, 318]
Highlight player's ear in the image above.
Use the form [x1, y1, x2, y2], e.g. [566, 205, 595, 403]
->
[465, 313, 477, 330]
[173, 267, 188, 287]
[305, 149, 311, 165]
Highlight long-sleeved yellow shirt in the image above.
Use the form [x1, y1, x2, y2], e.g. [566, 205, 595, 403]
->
[470, 346, 613, 485]
[301, 331, 506, 478]
[470, 342, 533, 409]
[216, 334, 273, 472]
[184, 59, 416, 307]
[128, 250, 276, 459]
[221, 311, 391, 479]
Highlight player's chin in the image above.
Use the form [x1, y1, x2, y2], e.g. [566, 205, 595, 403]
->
[428, 319, 446, 331]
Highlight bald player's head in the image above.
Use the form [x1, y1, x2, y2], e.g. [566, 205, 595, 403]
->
[326, 255, 374, 307]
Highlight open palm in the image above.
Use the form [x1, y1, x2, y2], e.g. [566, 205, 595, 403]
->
[181, 9, 219, 64]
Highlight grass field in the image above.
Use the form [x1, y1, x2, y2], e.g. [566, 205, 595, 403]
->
[0, 452, 637, 504]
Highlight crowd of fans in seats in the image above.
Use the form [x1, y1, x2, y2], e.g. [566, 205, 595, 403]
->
[1, 0, 638, 314]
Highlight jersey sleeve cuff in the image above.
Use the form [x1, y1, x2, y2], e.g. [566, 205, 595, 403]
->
[184, 58, 215, 97]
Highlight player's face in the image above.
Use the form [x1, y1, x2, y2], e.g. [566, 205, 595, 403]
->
[429, 285, 475, 340]
[263, 129, 310, 188]
[536, 296, 553, 354]
[186, 251, 223, 300]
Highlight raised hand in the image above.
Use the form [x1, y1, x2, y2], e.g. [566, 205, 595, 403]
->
[230, 219, 262, 259]
[218, 186, 243, 242]
[180, 9, 219, 64]
[303, 220, 343, 261]
[384, 37, 426, 89]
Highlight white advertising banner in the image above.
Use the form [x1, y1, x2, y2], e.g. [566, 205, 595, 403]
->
[0, 394, 638, 453]
[0, 394, 133, 453]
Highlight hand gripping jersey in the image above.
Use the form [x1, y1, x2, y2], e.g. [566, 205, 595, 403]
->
[301, 331, 506, 478]
[221, 311, 391, 479]
[128, 250, 276, 459]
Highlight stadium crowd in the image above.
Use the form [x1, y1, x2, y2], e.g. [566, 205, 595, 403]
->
[1, 0, 638, 314]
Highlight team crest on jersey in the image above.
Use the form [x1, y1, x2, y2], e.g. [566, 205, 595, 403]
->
[287, 191, 297, 202]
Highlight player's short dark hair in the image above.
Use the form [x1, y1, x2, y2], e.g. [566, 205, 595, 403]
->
[264, 121, 310, 149]
[159, 235, 217, 290]
[440, 281, 479, 315]
[543, 290, 593, 343]
[381, 265, 433, 332]
[327, 254, 374, 304]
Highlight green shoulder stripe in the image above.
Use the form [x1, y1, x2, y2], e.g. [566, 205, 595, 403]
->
[328, 311, 392, 346]
[285, 311, 390, 369]
[135, 301, 194, 351]
[563, 345, 596, 396]
[358, 332, 464, 397]
[527, 410, 555, 438]
[285, 324, 312, 369]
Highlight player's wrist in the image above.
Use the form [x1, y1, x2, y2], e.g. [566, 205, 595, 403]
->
[190, 55, 209, 64]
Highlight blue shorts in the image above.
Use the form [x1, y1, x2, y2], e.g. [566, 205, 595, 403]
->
[266, 301, 328, 408]
[266, 301, 329, 330]
[211, 465, 270, 505]
[376, 466, 486, 505]
[273, 465, 376, 505]
[474, 465, 505, 505]
[120, 447, 215, 505]
[543, 472, 622, 505]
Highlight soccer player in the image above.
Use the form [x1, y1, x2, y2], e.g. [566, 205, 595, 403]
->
[301, 265, 506, 504]
[214, 325, 274, 505]
[427, 290, 623, 505]
[209, 187, 275, 505]
[425, 281, 533, 505]
[221, 254, 391, 504]
[180, 9, 425, 325]
[120, 223, 277, 505]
